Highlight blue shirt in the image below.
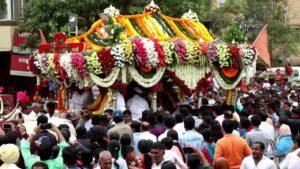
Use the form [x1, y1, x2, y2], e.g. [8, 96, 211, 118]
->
[180, 130, 204, 151]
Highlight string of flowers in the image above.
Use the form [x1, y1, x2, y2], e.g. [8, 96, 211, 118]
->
[186, 41, 201, 65]
[153, 39, 166, 67]
[217, 44, 231, 68]
[132, 38, 148, 67]
[120, 39, 133, 63]
[110, 44, 126, 68]
[85, 51, 102, 75]
[97, 48, 115, 74]
[143, 39, 159, 67]
[240, 44, 258, 66]
[159, 41, 176, 65]
[71, 53, 88, 78]
[173, 39, 188, 63]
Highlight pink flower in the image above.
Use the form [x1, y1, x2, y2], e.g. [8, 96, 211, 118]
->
[71, 53, 88, 78]
[0, 86, 4, 93]
[17, 91, 30, 105]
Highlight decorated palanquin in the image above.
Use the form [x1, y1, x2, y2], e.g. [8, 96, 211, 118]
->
[28, 1, 258, 112]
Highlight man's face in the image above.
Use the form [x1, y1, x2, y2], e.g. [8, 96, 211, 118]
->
[252, 143, 263, 159]
[123, 114, 132, 124]
[100, 156, 112, 169]
[151, 148, 164, 164]
[33, 106, 41, 113]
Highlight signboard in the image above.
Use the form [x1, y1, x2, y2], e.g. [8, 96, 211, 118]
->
[10, 54, 34, 77]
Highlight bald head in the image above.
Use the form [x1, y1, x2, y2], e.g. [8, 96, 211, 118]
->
[141, 121, 150, 132]
[31, 102, 41, 114]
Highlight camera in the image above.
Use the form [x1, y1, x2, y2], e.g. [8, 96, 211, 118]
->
[3, 123, 11, 130]
[40, 123, 52, 130]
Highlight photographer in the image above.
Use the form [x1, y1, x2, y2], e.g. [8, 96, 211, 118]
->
[20, 122, 69, 169]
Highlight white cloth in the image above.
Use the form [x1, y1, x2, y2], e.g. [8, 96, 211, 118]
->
[116, 91, 126, 112]
[262, 83, 271, 89]
[240, 155, 276, 169]
[158, 129, 168, 141]
[94, 157, 127, 169]
[280, 148, 300, 169]
[164, 150, 188, 169]
[139, 131, 157, 143]
[48, 116, 77, 140]
[173, 122, 186, 139]
[69, 92, 84, 110]
[127, 95, 150, 120]
[215, 115, 225, 125]
[287, 156, 300, 169]
[0, 164, 20, 169]
[23, 111, 38, 121]
[259, 122, 275, 141]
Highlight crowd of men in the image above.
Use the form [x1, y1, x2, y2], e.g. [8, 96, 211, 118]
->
[0, 71, 300, 169]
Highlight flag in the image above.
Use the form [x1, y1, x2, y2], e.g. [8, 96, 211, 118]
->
[39, 29, 47, 44]
[253, 25, 271, 67]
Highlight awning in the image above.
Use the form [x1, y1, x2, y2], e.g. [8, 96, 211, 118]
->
[10, 54, 34, 77]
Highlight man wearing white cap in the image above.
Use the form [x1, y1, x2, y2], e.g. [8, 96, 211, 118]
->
[126, 87, 150, 121]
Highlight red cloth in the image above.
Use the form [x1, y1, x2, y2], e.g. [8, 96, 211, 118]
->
[275, 72, 284, 85]
[285, 66, 293, 77]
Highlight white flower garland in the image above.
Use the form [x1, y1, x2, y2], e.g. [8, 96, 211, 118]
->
[110, 45, 126, 68]
[142, 39, 159, 67]
[89, 67, 120, 88]
[59, 53, 75, 79]
[167, 65, 205, 90]
[128, 65, 166, 88]
[217, 44, 231, 68]
[103, 5, 120, 18]
[211, 66, 245, 90]
[35, 53, 48, 76]
[240, 44, 258, 65]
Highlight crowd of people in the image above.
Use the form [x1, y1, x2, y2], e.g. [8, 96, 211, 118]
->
[0, 72, 300, 169]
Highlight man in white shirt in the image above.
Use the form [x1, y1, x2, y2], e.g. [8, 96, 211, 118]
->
[139, 121, 157, 143]
[240, 141, 276, 169]
[280, 134, 300, 169]
[23, 102, 41, 121]
[126, 87, 150, 121]
[158, 115, 176, 141]
[173, 114, 186, 139]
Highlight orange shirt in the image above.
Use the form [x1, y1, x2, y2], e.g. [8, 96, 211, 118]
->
[214, 134, 251, 169]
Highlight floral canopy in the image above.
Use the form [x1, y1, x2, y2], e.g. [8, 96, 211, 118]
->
[28, 2, 257, 94]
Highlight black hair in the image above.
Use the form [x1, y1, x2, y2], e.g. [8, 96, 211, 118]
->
[123, 110, 132, 116]
[131, 121, 141, 132]
[253, 141, 265, 150]
[37, 115, 48, 125]
[138, 139, 153, 169]
[184, 116, 195, 130]
[200, 128, 212, 143]
[37, 140, 53, 161]
[32, 162, 49, 169]
[104, 109, 113, 115]
[62, 146, 78, 167]
[141, 122, 150, 131]
[76, 126, 86, 139]
[161, 137, 173, 150]
[222, 120, 234, 134]
[179, 107, 190, 117]
[61, 129, 71, 142]
[198, 122, 210, 132]
[166, 130, 186, 162]
[108, 140, 120, 169]
[161, 161, 176, 169]
[58, 124, 69, 130]
[175, 114, 184, 123]
[2, 131, 18, 144]
[210, 120, 224, 143]
[113, 116, 123, 123]
[151, 141, 165, 150]
[187, 154, 201, 169]
[240, 109, 250, 117]
[147, 113, 156, 127]
[258, 108, 268, 121]
[232, 120, 239, 130]
[90, 126, 108, 150]
[120, 134, 131, 147]
[141, 110, 152, 122]
[81, 149, 93, 167]
[109, 132, 120, 141]
[121, 145, 134, 159]
[91, 115, 101, 125]
[251, 114, 262, 127]
[240, 116, 251, 129]
[164, 115, 176, 129]
[191, 109, 199, 116]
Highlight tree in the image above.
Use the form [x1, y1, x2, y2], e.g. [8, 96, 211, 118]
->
[0, 0, 6, 11]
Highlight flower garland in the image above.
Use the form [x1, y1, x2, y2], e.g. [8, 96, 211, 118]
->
[128, 65, 166, 88]
[47, 53, 57, 78]
[110, 45, 126, 68]
[211, 66, 245, 90]
[229, 45, 241, 64]
[28, 54, 40, 75]
[173, 39, 188, 63]
[90, 67, 120, 87]
[217, 44, 231, 68]
[153, 39, 166, 67]
[85, 51, 102, 75]
[97, 48, 115, 74]
[53, 53, 67, 80]
[159, 41, 177, 65]
[142, 39, 159, 67]
[34, 53, 48, 76]
[206, 43, 218, 63]
[71, 53, 88, 78]
[120, 39, 133, 63]
[59, 53, 73, 79]
[182, 9, 200, 22]
[240, 44, 257, 65]
[186, 41, 202, 65]
[132, 38, 148, 66]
